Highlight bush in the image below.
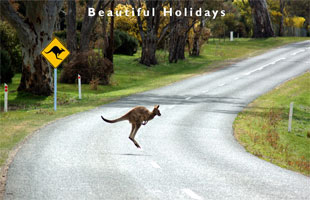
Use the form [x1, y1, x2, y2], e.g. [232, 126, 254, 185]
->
[114, 30, 138, 56]
[60, 51, 114, 85]
[0, 21, 22, 73]
[0, 49, 14, 83]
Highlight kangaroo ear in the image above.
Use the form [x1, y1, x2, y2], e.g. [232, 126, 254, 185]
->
[155, 105, 159, 109]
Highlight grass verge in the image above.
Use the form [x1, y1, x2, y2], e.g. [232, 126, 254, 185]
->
[0, 37, 309, 169]
[234, 72, 310, 176]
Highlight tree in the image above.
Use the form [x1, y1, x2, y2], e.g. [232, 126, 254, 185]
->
[190, 18, 210, 57]
[168, 0, 196, 63]
[67, 0, 77, 53]
[0, 0, 63, 96]
[61, 0, 114, 85]
[66, 0, 112, 53]
[248, 0, 275, 37]
[80, 0, 105, 52]
[286, 0, 310, 36]
[105, 0, 115, 62]
[278, 0, 286, 36]
[130, 0, 163, 66]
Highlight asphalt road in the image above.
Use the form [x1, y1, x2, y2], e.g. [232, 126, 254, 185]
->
[5, 41, 310, 200]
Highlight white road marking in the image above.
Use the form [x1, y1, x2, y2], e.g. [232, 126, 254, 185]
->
[291, 50, 305, 56]
[203, 90, 209, 93]
[185, 97, 191, 100]
[243, 57, 286, 76]
[150, 161, 161, 169]
[218, 83, 225, 87]
[182, 188, 203, 200]
[234, 77, 240, 80]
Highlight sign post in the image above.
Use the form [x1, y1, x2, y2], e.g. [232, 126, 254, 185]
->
[4, 84, 8, 112]
[41, 37, 70, 111]
[54, 68, 57, 111]
[78, 74, 82, 100]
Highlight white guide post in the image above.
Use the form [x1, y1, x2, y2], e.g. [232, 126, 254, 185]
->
[288, 102, 294, 132]
[4, 84, 8, 112]
[230, 31, 234, 41]
[78, 74, 82, 99]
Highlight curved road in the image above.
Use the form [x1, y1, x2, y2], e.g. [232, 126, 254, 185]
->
[5, 41, 310, 200]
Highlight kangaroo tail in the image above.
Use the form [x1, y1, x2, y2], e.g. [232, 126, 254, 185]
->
[101, 115, 127, 123]
[45, 50, 52, 54]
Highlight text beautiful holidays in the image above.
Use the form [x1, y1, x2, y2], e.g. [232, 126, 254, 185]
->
[89, 7, 226, 19]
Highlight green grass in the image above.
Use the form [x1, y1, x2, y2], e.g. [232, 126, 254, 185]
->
[234, 72, 310, 176]
[0, 37, 309, 167]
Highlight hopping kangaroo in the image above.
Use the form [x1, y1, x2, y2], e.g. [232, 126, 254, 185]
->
[45, 46, 65, 60]
[101, 105, 161, 148]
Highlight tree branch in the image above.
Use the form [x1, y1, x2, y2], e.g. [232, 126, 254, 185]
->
[157, 23, 169, 45]
[0, 0, 30, 43]
[129, 0, 145, 41]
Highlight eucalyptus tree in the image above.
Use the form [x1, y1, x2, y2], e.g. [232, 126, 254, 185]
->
[248, 0, 274, 37]
[129, 0, 164, 66]
[0, 0, 63, 95]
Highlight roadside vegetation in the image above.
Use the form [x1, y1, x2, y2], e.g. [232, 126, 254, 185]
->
[0, 37, 308, 167]
[234, 72, 310, 176]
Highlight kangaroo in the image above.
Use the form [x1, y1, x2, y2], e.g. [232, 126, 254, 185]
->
[101, 105, 161, 148]
[45, 46, 65, 60]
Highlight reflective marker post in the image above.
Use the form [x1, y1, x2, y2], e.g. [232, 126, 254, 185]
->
[4, 84, 8, 112]
[78, 74, 82, 100]
[230, 31, 234, 41]
[288, 102, 294, 132]
[54, 68, 57, 111]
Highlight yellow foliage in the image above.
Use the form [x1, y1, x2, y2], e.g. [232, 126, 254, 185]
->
[271, 10, 282, 18]
[285, 16, 306, 28]
[114, 3, 170, 43]
[114, 4, 141, 41]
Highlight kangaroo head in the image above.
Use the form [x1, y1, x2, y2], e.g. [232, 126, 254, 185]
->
[153, 105, 161, 116]
[61, 48, 65, 52]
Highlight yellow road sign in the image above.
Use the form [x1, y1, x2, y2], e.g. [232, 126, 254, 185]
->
[41, 37, 70, 68]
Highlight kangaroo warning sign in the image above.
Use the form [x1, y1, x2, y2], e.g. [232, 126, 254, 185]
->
[41, 37, 70, 68]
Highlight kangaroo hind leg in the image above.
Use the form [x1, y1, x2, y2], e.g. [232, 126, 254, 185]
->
[129, 124, 141, 148]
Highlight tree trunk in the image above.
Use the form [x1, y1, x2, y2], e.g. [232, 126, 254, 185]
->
[248, 0, 275, 38]
[79, 0, 104, 52]
[18, 38, 53, 96]
[106, 0, 114, 63]
[191, 17, 204, 56]
[279, 0, 285, 36]
[141, 35, 158, 66]
[0, 0, 63, 96]
[168, 0, 191, 63]
[130, 0, 161, 66]
[67, 0, 77, 52]
[101, 15, 109, 58]
[191, 32, 201, 56]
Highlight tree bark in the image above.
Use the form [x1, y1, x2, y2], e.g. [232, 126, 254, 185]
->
[67, 0, 77, 52]
[106, 0, 114, 63]
[168, 0, 192, 63]
[101, 15, 109, 58]
[130, 0, 162, 66]
[79, 0, 104, 52]
[248, 0, 275, 38]
[279, 0, 285, 36]
[191, 19, 203, 56]
[0, 0, 63, 96]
